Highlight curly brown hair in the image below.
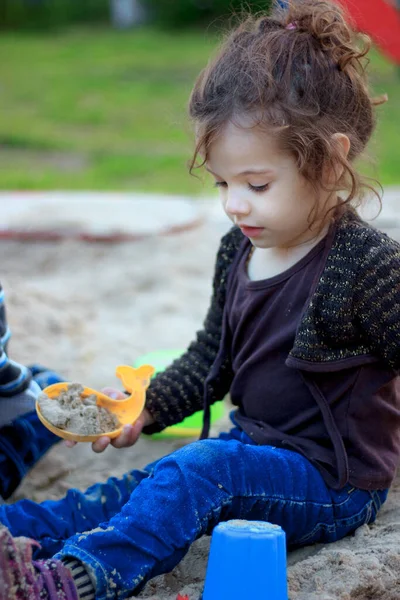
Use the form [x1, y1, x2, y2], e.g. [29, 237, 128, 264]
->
[189, 0, 386, 217]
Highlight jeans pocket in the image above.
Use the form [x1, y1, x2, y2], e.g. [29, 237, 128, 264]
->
[334, 489, 381, 538]
[368, 489, 389, 521]
[294, 490, 374, 547]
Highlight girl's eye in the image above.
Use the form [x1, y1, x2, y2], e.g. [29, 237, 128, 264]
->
[214, 182, 269, 192]
[248, 183, 269, 193]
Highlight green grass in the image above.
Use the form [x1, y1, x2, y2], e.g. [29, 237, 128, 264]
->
[364, 51, 400, 186]
[0, 26, 399, 193]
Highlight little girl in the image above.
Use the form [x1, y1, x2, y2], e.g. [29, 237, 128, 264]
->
[1, 1, 399, 598]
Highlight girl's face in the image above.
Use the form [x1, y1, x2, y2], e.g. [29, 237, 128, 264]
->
[207, 120, 333, 250]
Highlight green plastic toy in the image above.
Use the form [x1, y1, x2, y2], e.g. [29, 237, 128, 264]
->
[134, 349, 225, 438]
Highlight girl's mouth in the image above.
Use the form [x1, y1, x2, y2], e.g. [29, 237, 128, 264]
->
[239, 226, 265, 238]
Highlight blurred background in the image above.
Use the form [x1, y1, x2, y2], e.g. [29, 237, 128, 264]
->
[0, 0, 399, 197]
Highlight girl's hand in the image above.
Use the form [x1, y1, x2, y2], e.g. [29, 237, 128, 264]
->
[65, 387, 155, 453]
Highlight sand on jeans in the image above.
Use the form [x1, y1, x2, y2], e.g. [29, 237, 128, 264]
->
[3, 197, 400, 600]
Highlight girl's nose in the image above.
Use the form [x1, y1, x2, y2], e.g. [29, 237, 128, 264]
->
[224, 190, 251, 218]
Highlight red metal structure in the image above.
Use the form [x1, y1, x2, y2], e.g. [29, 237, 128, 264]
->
[340, 0, 400, 63]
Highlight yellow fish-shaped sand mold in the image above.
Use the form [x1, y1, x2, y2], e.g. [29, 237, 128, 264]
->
[36, 365, 155, 443]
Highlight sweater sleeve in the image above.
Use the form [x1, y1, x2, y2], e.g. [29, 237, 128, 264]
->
[143, 227, 239, 433]
[0, 285, 32, 397]
[353, 230, 400, 373]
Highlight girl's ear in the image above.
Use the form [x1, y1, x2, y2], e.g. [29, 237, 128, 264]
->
[332, 133, 351, 160]
[325, 133, 351, 186]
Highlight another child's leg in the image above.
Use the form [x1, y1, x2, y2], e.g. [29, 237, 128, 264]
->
[54, 438, 385, 600]
[0, 463, 157, 558]
[0, 412, 59, 500]
[28, 364, 67, 391]
[0, 366, 66, 501]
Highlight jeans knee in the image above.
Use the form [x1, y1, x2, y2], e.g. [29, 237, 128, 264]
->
[154, 439, 233, 488]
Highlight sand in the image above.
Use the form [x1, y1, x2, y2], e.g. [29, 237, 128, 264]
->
[38, 384, 120, 435]
[3, 197, 400, 599]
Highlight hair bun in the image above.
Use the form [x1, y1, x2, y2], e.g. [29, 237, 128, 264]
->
[279, 0, 369, 71]
[258, 17, 284, 34]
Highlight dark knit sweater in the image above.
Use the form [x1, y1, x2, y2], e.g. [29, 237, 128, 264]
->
[144, 211, 400, 486]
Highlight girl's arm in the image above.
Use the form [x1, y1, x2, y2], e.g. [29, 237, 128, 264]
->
[142, 227, 240, 434]
[353, 233, 400, 372]
[68, 228, 240, 452]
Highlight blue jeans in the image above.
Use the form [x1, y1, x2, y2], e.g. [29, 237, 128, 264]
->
[0, 427, 388, 600]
